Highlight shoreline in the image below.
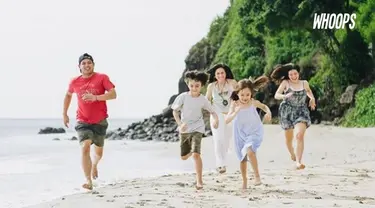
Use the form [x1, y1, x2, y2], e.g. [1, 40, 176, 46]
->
[26, 125, 375, 208]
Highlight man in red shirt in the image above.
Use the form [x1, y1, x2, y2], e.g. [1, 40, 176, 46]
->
[63, 53, 117, 190]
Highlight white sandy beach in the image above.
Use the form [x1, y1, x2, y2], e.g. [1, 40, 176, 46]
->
[27, 125, 375, 208]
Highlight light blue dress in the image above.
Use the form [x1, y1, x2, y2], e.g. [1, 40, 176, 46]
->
[233, 104, 264, 161]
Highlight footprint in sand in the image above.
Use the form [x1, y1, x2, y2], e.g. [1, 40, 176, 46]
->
[137, 201, 146, 206]
[358, 173, 371, 178]
[249, 197, 261, 201]
[176, 182, 187, 187]
[113, 194, 126, 198]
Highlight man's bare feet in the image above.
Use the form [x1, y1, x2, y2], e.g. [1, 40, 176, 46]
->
[254, 176, 262, 186]
[296, 162, 305, 170]
[92, 165, 98, 180]
[82, 181, 93, 190]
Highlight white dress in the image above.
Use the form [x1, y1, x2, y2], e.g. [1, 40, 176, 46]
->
[210, 82, 234, 168]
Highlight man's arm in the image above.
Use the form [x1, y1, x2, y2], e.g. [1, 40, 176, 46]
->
[64, 79, 75, 116]
[63, 92, 72, 116]
[96, 88, 117, 101]
[97, 74, 117, 101]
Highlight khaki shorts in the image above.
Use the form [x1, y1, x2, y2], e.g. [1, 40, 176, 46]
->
[74, 119, 108, 147]
[180, 132, 203, 156]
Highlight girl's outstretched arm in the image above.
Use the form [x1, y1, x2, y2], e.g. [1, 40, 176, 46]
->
[303, 80, 316, 101]
[304, 80, 316, 110]
[225, 102, 239, 124]
[274, 80, 287, 100]
[253, 100, 272, 116]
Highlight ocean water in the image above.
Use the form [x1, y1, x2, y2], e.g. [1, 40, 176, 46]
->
[0, 119, 191, 208]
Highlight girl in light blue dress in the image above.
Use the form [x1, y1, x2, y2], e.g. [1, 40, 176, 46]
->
[225, 76, 271, 189]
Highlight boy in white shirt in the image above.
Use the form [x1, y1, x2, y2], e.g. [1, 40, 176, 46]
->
[172, 70, 219, 190]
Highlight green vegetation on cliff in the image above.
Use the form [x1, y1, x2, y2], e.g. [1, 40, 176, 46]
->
[183, 0, 375, 127]
[342, 83, 375, 127]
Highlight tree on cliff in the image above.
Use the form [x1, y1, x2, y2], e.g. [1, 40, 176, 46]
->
[179, 0, 374, 126]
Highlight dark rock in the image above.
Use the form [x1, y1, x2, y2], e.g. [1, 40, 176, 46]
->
[333, 117, 343, 126]
[168, 94, 178, 106]
[103, 112, 185, 142]
[178, 70, 189, 94]
[340, 84, 358, 104]
[162, 105, 173, 118]
[38, 127, 66, 134]
[70, 136, 78, 140]
[321, 121, 333, 125]
[53, 138, 60, 141]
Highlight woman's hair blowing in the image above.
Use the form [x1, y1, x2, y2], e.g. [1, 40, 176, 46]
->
[230, 76, 269, 101]
[270, 63, 300, 81]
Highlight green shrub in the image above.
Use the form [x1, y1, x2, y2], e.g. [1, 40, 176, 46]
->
[342, 83, 375, 127]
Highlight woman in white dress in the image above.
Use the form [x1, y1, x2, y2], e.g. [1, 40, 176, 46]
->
[206, 64, 237, 174]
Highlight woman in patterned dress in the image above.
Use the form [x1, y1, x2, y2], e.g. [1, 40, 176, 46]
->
[271, 63, 316, 170]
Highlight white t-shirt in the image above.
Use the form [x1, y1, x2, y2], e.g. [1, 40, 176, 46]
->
[171, 92, 214, 134]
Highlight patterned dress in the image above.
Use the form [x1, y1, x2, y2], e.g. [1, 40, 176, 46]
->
[278, 81, 311, 130]
[233, 104, 264, 162]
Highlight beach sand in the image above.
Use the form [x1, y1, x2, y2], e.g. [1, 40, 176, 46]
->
[28, 125, 375, 208]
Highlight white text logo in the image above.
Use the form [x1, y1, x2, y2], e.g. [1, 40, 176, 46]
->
[313, 13, 356, 29]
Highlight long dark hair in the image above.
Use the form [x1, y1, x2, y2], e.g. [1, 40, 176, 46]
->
[207, 63, 235, 83]
[230, 76, 269, 101]
[270, 63, 300, 81]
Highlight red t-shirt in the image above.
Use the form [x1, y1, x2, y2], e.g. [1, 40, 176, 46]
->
[68, 72, 115, 124]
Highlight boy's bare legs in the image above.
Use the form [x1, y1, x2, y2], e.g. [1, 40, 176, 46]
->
[285, 129, 296, 161]
[240, 160, 247, 190]
[92, 145, 103, 180]
[192, 153, 203, 189]
[81, 140, 93, 190]
[179, 133, 203, 190]
[295, 123, 307, 169]
[181, 152, 192, 160]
